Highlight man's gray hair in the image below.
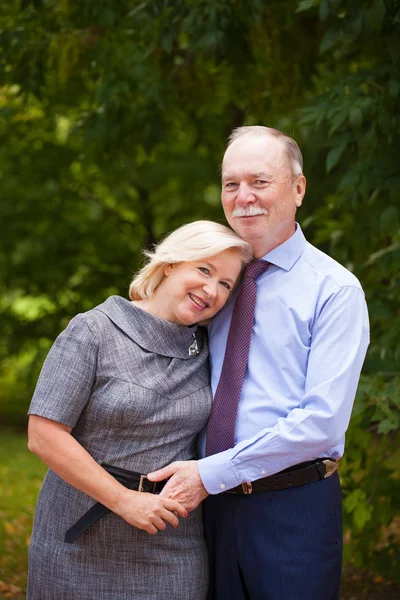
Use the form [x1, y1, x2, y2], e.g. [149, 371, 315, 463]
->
[227, 126, 303, 179]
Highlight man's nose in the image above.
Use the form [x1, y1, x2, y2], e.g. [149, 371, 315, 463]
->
[237, 182, 256, 204]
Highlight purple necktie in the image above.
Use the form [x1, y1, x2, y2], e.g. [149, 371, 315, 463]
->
[206, 259, 269, 456]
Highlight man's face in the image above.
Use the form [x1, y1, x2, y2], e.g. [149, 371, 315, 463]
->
[221, 134, 306, 257]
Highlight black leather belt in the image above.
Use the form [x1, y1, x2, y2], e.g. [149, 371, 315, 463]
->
[64, 463, 165, 544]
[226, 458, 338, 495]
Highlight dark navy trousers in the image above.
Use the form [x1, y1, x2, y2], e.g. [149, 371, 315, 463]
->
[204, 472, 342, 600]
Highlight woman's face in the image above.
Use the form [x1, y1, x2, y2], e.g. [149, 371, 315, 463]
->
[160, 248, 244, 326]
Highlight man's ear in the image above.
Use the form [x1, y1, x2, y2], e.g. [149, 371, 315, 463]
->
[295, 175, 306, 208]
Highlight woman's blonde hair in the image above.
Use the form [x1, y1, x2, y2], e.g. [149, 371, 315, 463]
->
[129, 220, 252, 300]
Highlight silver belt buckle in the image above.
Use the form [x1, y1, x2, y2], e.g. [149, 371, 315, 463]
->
[138, 474, 157, 493]
[241, 482, 253, 495]
[322, 459, 338, 478]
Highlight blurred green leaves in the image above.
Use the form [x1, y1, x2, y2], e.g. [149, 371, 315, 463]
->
[0, 0, 399, 584]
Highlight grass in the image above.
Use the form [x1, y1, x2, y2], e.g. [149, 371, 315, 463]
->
[0, 430, 399, 599]
[0, 430, 46, 599]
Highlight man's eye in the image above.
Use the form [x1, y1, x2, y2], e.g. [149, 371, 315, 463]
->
[224, 182, 238, 189]
[254, 180, 268, 185]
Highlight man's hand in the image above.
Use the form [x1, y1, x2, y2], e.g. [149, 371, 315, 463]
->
[147, 461, 208, 512]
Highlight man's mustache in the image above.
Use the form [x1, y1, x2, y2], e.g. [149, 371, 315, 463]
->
[232, 206, 269, 217]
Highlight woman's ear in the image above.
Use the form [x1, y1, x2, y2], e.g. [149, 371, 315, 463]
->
[164, 264, 173, 277]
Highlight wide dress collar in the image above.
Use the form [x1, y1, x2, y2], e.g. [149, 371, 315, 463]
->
[94, 295, 201, 360]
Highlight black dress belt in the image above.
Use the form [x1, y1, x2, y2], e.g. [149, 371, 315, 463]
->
[64, 464, 165, 544]
[225, 458, 338, 495]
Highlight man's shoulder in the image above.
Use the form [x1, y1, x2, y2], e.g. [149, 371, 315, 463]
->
[301, 242, 363, 291]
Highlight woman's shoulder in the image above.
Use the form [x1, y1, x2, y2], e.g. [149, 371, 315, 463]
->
[66, 296, 126, 341]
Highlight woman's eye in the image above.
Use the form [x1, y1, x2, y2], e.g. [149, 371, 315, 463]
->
[220, 281, 231, 291]
[198, 267, 210, 275]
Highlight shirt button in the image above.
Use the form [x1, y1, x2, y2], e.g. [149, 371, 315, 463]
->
[219, 483, 226, 490]
[261, 470, 266, 475]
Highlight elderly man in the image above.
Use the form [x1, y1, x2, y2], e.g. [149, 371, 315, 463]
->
[149, 126, 369, 599]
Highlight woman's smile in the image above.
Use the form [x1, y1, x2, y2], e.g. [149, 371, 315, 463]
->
[188, 293, 209, 309]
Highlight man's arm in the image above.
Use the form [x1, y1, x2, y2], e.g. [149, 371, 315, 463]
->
[149, 285, 369, 505]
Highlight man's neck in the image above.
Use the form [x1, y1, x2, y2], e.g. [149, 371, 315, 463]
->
[251, 224, 296, 259]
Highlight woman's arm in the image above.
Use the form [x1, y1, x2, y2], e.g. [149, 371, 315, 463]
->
[28, 415, 188, 535]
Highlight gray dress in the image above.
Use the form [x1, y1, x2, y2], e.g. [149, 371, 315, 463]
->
[27, 296, 211, 600]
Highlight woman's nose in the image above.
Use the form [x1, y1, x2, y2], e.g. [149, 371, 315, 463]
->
[204, 280, 218, 299]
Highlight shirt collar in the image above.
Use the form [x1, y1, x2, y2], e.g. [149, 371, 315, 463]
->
[261, 223, 306, 271]
[94, 295, 202, 360]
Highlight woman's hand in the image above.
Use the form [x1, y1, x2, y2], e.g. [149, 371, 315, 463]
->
[115, 490, 188, 535]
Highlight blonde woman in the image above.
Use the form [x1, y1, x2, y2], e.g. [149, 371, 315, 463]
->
[27, 220, 252, 600]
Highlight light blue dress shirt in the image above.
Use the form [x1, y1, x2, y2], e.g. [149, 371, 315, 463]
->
[198, 224, 370, 495]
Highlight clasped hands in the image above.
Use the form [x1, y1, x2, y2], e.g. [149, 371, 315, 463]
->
[130, 460, 208, 535]
[148, 460, 209, 512]
[115, 460, 207, 536]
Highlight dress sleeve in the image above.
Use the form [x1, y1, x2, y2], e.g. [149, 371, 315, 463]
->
[28, 313, 99, 427]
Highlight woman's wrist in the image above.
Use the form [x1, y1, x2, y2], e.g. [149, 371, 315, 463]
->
[109, 486, 136, 517]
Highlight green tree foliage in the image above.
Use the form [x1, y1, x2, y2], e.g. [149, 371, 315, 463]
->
[0, 0, 317, 378]
[293, 0, 400, 578]
[0, 0, 399, 584]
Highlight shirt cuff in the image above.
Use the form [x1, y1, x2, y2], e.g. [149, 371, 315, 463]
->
[197, 451, 240, 494]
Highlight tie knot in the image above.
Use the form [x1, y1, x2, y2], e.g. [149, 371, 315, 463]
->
[244, 259, 269, 280]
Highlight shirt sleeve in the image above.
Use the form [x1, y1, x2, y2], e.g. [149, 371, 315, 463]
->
[198, 285, 370, 494]
[28, 313, 99, 427]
